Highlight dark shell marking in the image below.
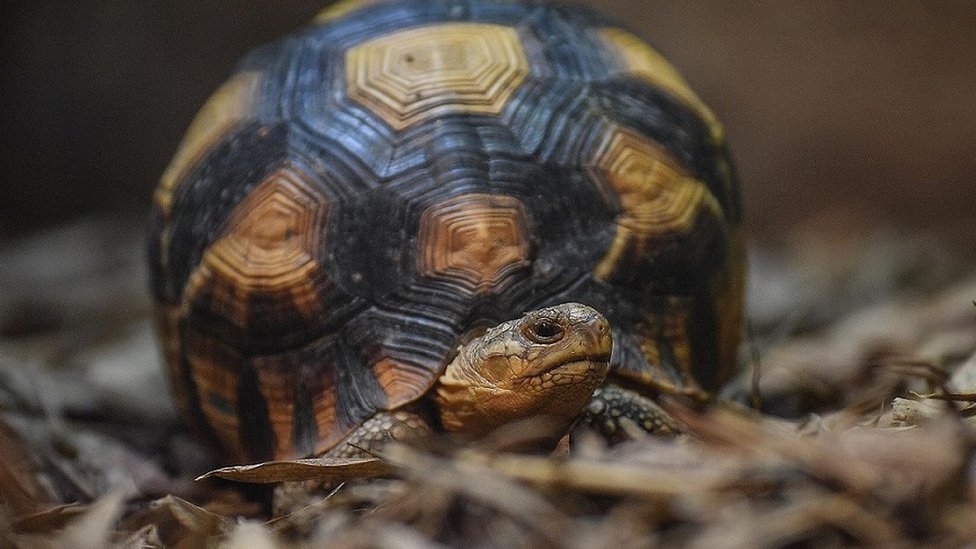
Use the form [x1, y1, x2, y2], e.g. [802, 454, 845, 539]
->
[149, 0, 743, 462]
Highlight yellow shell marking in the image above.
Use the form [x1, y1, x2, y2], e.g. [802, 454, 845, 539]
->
[346, 23, 530, 130]
[592, 125, 722, 281]
[184, 332, 246, 457]
[250, 358, 300, 457]
[600, 28, 723, 143]
[251, 345, 342, 460]
[372, 357, 434, 411]
[662, 299, 694, 387]
[182, 168, 330, 331]
[417, 193, 531, 294]
[155, 72, 261, 215]
[633, 297, 701, 394]
[313, 0, 383, 24]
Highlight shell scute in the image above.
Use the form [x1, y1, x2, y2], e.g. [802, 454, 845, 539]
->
[151, 1, 744, 460]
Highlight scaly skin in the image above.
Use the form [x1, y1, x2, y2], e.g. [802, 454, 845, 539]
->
[324, 303, 682, 458]
[325, 303, 611, 456]
[436, 303, 612, 442]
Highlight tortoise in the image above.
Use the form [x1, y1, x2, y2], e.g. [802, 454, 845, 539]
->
[149, 0, 744, 464]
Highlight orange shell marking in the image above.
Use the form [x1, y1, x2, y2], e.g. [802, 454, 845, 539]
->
[418, 193, 531, 294]
[155, 72, 261, 215]
[183, 332, 247, 457]
[591, 126, 722, 281]
[371, 357, 433, 412]
[249, 359, 299, 457]
[346, 23, 530, 130]
[599, 28, 723, 143]
[182, 168, 330, 331]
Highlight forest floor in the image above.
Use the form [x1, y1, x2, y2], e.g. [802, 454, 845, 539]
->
[1, 214, 974, 548]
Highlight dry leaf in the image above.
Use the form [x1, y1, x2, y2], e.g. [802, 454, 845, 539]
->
[198, 456, 390, 484]
[120, 495, 226, 549]
[8, 490, 127, 549]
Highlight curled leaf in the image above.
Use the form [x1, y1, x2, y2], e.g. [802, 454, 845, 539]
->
[197, 457, 390, 484]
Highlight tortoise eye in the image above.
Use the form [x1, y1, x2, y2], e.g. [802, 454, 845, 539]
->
[522, 318, 564, 344]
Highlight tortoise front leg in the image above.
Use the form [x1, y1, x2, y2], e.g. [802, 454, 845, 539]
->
[273, 410, 431, 515]
[326, 410, 432, 459]
[576, 385, 682, 444]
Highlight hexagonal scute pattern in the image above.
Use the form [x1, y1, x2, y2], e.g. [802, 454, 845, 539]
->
[590, 125, 722, 281]
[150, 0, 746, 461]
[346, 23, 530, 130]
[599, 28, 723, 142]
[183, 168, 331, 333]
[155, 72, 262, 215]
[417, 193, 531, 294]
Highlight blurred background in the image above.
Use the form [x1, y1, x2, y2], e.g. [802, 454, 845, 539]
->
[1, 0, 973, 250]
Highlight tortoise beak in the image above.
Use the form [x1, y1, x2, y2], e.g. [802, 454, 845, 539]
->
[522, 303, 613, 377]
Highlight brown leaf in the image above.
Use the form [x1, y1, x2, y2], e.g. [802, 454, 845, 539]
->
[197, 456, 390, 484]
[10, 503, 88, 534]
[690, 491, 902, 548]
[118, 524, 163, 549]
[8, 490, 127, 549]
[121, 495, 226, 549]
[670, 404, 970, 503]
[0, 416, 55, 517]
[382, 444, 569, 544]
[461, 448, 726, 499]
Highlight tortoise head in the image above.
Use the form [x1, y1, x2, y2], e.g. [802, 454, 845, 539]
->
[435, 303, 612, 440]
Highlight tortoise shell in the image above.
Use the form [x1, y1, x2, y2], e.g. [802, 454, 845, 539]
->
[149, 0, 744, 463]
